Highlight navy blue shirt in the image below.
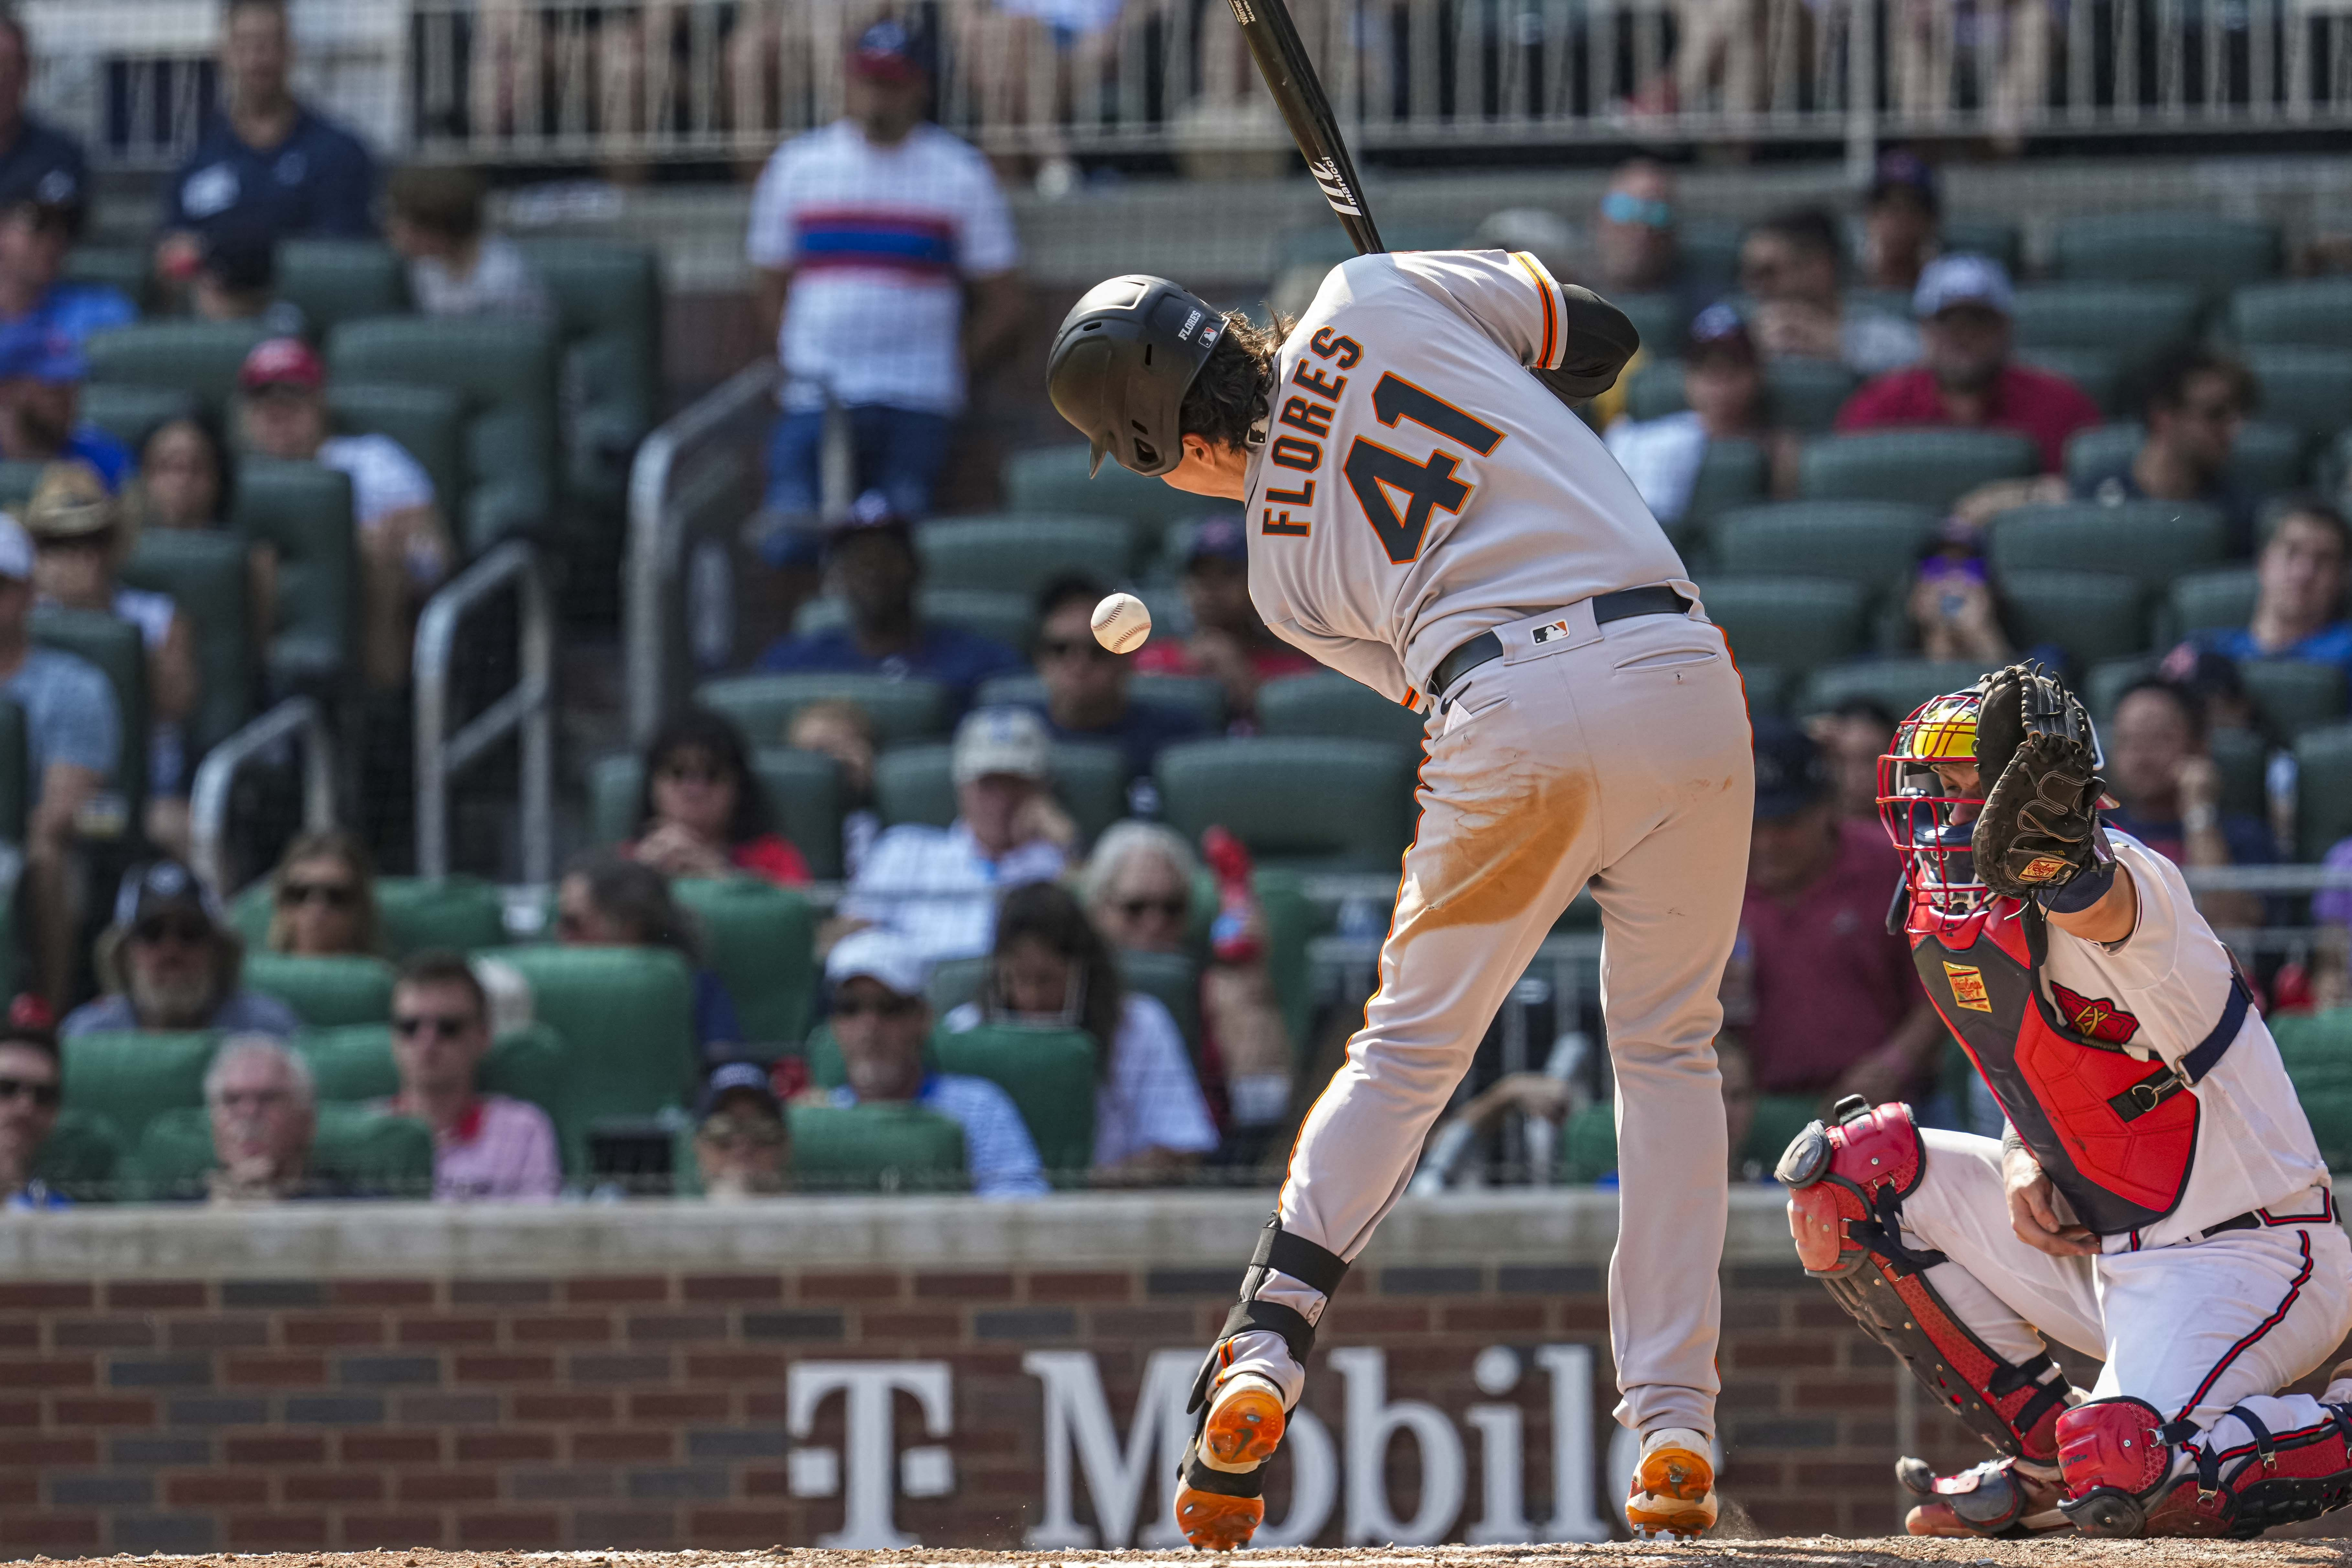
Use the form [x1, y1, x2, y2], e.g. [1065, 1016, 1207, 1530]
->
[0, 116, 87, 211]
[1035, 699, 1205, 778]
[754, 622, 1026, 711]
[164, 107, 377, 240]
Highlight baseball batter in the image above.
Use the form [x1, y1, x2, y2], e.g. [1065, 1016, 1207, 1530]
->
[1046, 251, 1755, 1546]
[1780, 666, 2352, 1539]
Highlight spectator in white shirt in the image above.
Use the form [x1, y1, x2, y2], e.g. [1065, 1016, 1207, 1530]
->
[1603, 304, 1780, 528]
[384, 163, 552, 322]
[235, 337, 452, 689]
[835, 705, 1073, 964]
[745, 19, 1025, 553]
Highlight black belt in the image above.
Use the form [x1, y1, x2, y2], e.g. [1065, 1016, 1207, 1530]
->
[1428, 586, 1696, 700]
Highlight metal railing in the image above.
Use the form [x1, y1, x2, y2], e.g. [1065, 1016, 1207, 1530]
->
[414, 540, 555, 883]
[187, 697, 337, 898]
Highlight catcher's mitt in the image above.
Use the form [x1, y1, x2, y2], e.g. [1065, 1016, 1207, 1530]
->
[1970, 663, 2106, 901]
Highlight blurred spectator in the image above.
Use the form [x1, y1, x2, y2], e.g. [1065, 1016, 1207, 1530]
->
[746, 20, 1024, 531]
[2158, 642, 2265, 739]
[2193, 496, 2350, 678]
[1740, 207, 1920, 375]
[237, 338, 451, 691]
[1835, 255, 2101, 473]
[2313, 840, 2352, 1012]
[136, 414, 276, 660]
[0, 15, 86, 243]
[694, 1059, 789, 1201]
[629, 707, 810, 887]
[264, 828, 381, 956]
[1721, 721, 1940, 1169]
[0, 1000, 62, 1210]
[384, 165, 552, 321]
[786, 698, 881, 877]
[0, 515, 118, 1005]
[1083, 820, 1292, 1138]
[0, 332, 128, 486]
[203, 1035, 325, 1203]
[1031, 574, 1204, 776]
[1806, 697, 1899, 822]
[156, 0, 377, 284]
[1860, 149, 1941, 293]
[0, 154, 129, 364]
[2081, 347, 2258, 550]
[64, 860, 299, 1038]
[1907, 517, 2015, 666]
[1134, 517, 1314, 728]
[2104, 677, 2267, 928]
[838, 706, 1071, 964]
[753, 493, 1024, 709]
[1589, 158, 1690, 300]
[25, 462, 199, 853]
[950, 880, 1216, 1184]
[1604, 305, 1785, 528]
[557, 850, 744, 1058]
[187, 223, 304, 336]
[822, 928, 1048, 1198]
[382, 950, 560, 1202]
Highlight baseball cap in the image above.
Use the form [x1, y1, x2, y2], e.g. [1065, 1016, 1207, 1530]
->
[0, 515, 34, 582]
[1751, 719, 1830, 821]
[697, 1060, 783, 1121]
[825, 488, 914, 549]
[0, 324, 84, 386]
[825, 928, 932, 1001]
[1684, 302, 1756, 363]
[0, 148, 85, 227]
[112, 858, 227, 933]
[850, 19, 932, 82]
[951, 705, 1051, 785]
[1185, 514, 1248, 568]
[1912, 254, 2013, 320]
[238, 337, 324, 395]
[1867, 149, 1939, 213]
[22, 461, 115, 541]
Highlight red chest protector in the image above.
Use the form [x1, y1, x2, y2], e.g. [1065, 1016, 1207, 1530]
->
[1908, 892, 2247, 1236]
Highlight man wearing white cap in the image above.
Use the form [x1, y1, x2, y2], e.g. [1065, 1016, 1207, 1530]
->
[823, 928, 1048, 1197]
[0, 511, 118, 1003]
[836, 705, 1071, 964]
[1834, 253, 2101, 473]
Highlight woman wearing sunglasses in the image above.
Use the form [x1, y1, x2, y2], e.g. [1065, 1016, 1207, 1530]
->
[263, 828, 381, 957]
[0, 996, 65, 1210]
[629, 707, 810, 888]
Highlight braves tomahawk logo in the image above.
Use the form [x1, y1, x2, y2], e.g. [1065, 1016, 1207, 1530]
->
[2051, 981, 2141, 1046]
[1307, 157, 1363, 216]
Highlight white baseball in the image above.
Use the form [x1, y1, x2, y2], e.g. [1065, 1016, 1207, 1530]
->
[1091, 591, 1153, 655]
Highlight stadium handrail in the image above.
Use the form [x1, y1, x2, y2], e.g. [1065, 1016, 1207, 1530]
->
[414, 540, 554, 884]
[188, 695, 336, 897]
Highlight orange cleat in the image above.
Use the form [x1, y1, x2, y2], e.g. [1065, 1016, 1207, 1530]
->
[1625, 1426, 1718, 1540]
[1175, 1374, 1287, 1551]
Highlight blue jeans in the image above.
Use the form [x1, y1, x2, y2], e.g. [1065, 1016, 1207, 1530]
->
[763, 403, 955, 567]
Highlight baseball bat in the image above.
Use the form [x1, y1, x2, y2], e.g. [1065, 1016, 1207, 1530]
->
[1225, 0, 1386, 256]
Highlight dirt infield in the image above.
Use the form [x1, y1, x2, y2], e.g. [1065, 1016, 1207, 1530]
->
[16, 1544, 2352, 1568]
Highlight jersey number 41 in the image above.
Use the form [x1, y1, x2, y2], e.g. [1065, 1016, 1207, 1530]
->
[1344, 374, 1507, 566]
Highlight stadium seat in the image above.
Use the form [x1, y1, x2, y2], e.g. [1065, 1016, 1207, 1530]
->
[2049, 213, 2280, 292]
[696, 672, 950, 749]
[670, 877, 818, 1048]
[1613, 293, 1692, 358]
[2064, 419, 2307, 501]
[2009, 284, 2204, 376]
[328, 317, 560, 551]
[2165, 568, 2259, 642]
[1693, 576, 1868, 675]
[1799, 659, 1995, 720]
[512, 239, 662, 515]
[84, 320, 273, 414]
[1004, 443, 1212, 529]
[2018, 347, 2124, 416]
[2083, 654, 2162, 722]
[329, 381, 468, 528]
[127, 1102, 435, 1201]
[934, 1023, 1097, 1181]
[494, 946, 699, 1172]
[0, 699, 26, 848]
[1764, 359, 1860, 433]
[976, 670, 1227, 735]
[79, 384, 195, 454]
[1984, 501, 2228, 592]
[1622, 356, 1685, 423]
[232, 458, 356, 689]
[2242, 661, 2347, 740]
[119, 528, 253, 753]
[588, 747, 847, 881]
[2206, 725, 2268, 820]
[242, 953, 396, 1028]
[1559, 1100, 1616, 1184]
[1708, 502, 1940, 596]
[794, 587, 1034, 653]
[1941, 219, 2024, 275]
[33, 605, 146, 826]
[2271, 1008, 2352, 1078]
[916, 516, 1134, 597]
[2295, 1087, 2352, 1173]
[230, 874, 512, 957]
[788, 1102, 966, 1193]
[59, 1030, 219, 1152]
[62, 246, 152, 313]
[276, 239, 407, 330]
[1994, 570, 2150, 669]
[1681, 438, 1770, 537]
[1739, 665, 1788, 716]
[2230, 278, 2352, 349]
[0, 462, 37, 508]
[1798, 430, 2038, 508]
[293, 1021, 565, 1135]
[2243, 345, 2352, 438]
[1157, 737, 1416, 873]
[1117, 949, 1201, 1060]
[1256, 671, 1428, 748]
[29, 1108, 121, 1201]
[872, 738, 1127, 845]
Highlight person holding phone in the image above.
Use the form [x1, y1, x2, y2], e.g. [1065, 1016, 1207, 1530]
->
[1909, 521, 2014, 665]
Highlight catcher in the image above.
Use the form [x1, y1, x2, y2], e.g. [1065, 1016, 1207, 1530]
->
[1778, 664, 2352, 1538]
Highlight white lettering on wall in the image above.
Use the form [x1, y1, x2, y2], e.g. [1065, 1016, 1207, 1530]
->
[786, 1360, 953, 1548]
[1331, 1345, 1467, 1544]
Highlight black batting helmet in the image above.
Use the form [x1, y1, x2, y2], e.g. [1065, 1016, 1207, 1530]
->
[1046, 275, 1227, 478]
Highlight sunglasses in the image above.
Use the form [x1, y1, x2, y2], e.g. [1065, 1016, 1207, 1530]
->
[1037, 637, 1115, 663]
[657, 761, 730, 786]
[833, 994, 919, 1020]
[1601, 190, 1674, 229]
[278, 880, 355, 910]
[393, 1012, 476, 1040]
[0, 1076, 59, 1108]
[1116, 896, 1187, 922]
[132, 917, 211, 947]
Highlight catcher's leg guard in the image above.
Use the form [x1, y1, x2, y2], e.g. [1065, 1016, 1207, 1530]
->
[1174, 1216, 1348, 1552]
[2057, 1396, 2352, 1539]
[1778, 1098, 2075, 1482]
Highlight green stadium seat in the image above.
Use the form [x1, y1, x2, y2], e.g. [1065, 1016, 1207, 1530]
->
[242, 954, 396, 1028]
[794, 587, 1034, 652]
[2083, 654, 2162, 723]
[916, 516, 1134, 596]
[276, 240, 407, 330]
[935, 1023, 1098, 1180]
[696, 673, 949, 749]
[79, 385, 195, 454]
[2166, 568, 2259, 642]
[972, 671, 1227, 736]
[1738, 664, 1788, 716]
[33, 605, 145, 826]
[587, 747, 847, 881]
[1984, 501, 2227, 592]
[1117, 948, 1201, 1059]
[1941, 219, 2024, 275]
[62, 246, 152, 313]
[2230, 278, 2352, 349]
[1708, 502, 1939, 596]
[871, 739, 1127, 845]
[2271, 1008, 2352, 1078]
[327, 317, 560, 552]
[1682, 438, 1770, 537]
[1256, 671, 1428, 747]
[1614, 293, 1692, 358]
[229, 873, 512, 957]
[127, 1102, 435, 1201]
[2206, 725, 2269, 820]
[0, 698, 26, 849]
[1004, 443, 1212, 529]
[923, 958, 987, 1021]
[232, 458, 355, 688]
[29, 1108, 122, 1201]
[84, 320, 273, 413]
[1994, 570, 2150, 668]
[492, 946, 699, 1171]
[2009, 285, 2204, 376]
[119, 528, 252, 753]
[329, 382, 468, 530]
[513, 240, 662, 516]
[1157, 738, 1416, 873]
[2242, 661, 2347, 740]
[2019, 347, 2124, 416]
[292, 1022, 566, 1145]
[1679, 219, 1744, 290]
[2243, 346, 2352, 438]
[1694, 577, 1867, 676]
[670, 876, 818, 1048]
[59, 1030, 220, 1151]
[788, 1102, 967, 1193]
[0, 461, 39, 508]
[1799, 659, 1995, 720]
[2295, 1088, 2352, 1173]
[2050, 213, 2280, 291]
[2064, 419, 2308, 500]
[1622, 357, 1685, 423]
[1764, 359, 1861, 433]
[1799, 430, 2038, 508]
[1558, 1099, 1616, 1183]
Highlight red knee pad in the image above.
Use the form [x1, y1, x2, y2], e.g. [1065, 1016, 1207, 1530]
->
[2056, 1398, 2228, 1538]
[1778, 1096, 1925, 1276]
